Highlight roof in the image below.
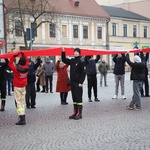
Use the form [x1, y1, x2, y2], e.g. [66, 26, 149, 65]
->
[101, 5, 150, 21]
[54, 0, 110, 19]
[4, 0, 110, 20]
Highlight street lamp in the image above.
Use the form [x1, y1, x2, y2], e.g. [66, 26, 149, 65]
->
[12, 41, 16, 51]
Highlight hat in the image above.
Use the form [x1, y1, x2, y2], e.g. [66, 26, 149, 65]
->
[45, 56, 50, 61]
[134, 55, 141, 63]
[18, 57, 26, 66]
[74, 48, 81, 54]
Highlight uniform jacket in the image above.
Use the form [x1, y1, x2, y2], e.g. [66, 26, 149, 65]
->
[56, 61, 71, 92]
[8, 56, 29, 87]
[61, 52, 86, 84]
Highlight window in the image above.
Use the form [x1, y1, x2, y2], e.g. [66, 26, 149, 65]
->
[62, 25, 67, 38]
[49, 23, 55, 37]
[31, 22, 37, 37]
[123, 24, 127, 37]
[133, 25, 137, 37]
[97, 26, 102, 39]
[144, 26, 147, 38]
[73, 25, 78, 38]
[112, 23, 116, 36]
[83, 26, 88, 39]
[15, 21, 22, 36]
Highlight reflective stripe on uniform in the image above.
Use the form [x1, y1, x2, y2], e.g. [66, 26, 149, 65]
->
[77, 103, 83, 106]
[1, 98, 6, 101]
[73, 102, 77, 105]
[17, 108, 25, 112]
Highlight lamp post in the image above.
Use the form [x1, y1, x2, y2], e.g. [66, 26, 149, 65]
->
[12, 41, 16, 51]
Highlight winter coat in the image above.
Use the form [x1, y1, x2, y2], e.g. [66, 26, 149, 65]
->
[5, 67, 14, 80]
[56, 61, 71, 92]
[98, 62, 109, 74]
[113, 54, 126, 75]
[43, 61, 55, 76]
[0, 59, 8, 81]
[36, 64, 46, 86]
[126, 53, 145, 81]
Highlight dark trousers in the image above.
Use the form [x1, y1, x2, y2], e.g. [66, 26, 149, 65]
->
[45, 75, 53, 92]
[87, 75, 97, 99]
[60, 92, 68, 103]
[141, 75, 149, 96]
[0, 80, 6, 99]
[36, 78, 40, 92]
[71, 82, 83, 104]
[7, 79, 14, 95]
[26, 83, 36, 107]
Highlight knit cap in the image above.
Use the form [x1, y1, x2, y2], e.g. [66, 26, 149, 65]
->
[18, 57, 26, 66]
[134, 55, 141, 63]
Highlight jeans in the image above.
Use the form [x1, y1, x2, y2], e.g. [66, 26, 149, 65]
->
[100, 73, 107, 86]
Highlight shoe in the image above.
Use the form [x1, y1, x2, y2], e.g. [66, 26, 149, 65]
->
[41, 90, 45, 93]
[145, 95, 150, 97]
[105, 85, 108, 87]
[95, 98, 100, 102]
[50, 91, 53, 93]
[8, 93, 12, 96]
[126, 106, 134, 110]
[88, 99, 92, 102]
[26, 106, 30, 109]
[122, 95, 126, 100]
[135, 107, 141, 110]
[61, 102, 68, 105]
[0, 108, 5, 111]
[141, 95, 144, 97]
[31, 106, 36, 108]
[112, 95, 118, 99]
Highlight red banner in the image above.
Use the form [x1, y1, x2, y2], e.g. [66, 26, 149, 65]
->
[0, 47, 149, 59]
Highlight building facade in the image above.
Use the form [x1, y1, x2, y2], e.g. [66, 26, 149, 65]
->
[5, 0, 110, 55]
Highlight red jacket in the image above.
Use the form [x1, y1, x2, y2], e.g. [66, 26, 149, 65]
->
[56, 61, 71, 92]
[8, 55, 29, 88]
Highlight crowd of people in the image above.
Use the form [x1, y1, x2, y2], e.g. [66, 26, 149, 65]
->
[0, 48, 149, 125]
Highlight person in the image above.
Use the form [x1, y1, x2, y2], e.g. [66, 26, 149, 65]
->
[139, 51, 149, 97]
[36, 61, 46, 93]
[126, 52, 145, 110]
[56, 59, 71, 105]
[98, 58, 109, 87]
[85, 55, 100, 102]
[43, 56, 55, 93]
[112, 54, 126, 99]
[61, 47, 86, 120]
[0, 58, 8, 111]
[5, 66, 14, 96]
[25, 57, 41, 109]
[8, 52, 29, 125]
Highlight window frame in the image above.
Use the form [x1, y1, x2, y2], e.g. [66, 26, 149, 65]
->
[15, 21, 22, 36]
[49, 23, 56, 38]
[73, 25, 78, 38]
[83, 25, 88, 39]
[112, 23, 116, 36]
[123, 24, 127, 37]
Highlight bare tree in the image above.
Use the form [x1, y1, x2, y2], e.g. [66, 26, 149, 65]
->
[5, 0, 57, 49]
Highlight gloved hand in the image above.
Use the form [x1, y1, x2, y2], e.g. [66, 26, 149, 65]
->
[20, 52, 24, 56]
[14, 53, 20, 57]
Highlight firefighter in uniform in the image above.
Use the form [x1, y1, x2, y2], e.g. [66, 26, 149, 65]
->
[0, 58, 8, 111]
[61, 47, 86, 120]
[8, 52, 29, 125]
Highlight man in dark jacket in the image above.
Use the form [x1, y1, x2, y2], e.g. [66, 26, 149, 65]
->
[85, 55, 100, 102]
[25, 57, 41, 109]
[61, 47, 86, 120]
[112, 54, 126, 99]
[126, 52, 145, 110]
[0, 59, 8, 111]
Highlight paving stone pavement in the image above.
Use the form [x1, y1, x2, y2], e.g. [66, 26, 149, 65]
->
[1, 72, 150, 150]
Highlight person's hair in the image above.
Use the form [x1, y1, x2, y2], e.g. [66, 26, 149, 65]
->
[18, 57, 26, 66]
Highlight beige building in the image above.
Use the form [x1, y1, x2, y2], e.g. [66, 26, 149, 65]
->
[101, 5, 150, 66]
[96, 0, 150, 19]
[5, 0, 110, 54]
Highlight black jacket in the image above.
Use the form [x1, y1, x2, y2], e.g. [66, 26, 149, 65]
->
[84, 55, 100, 76]
[61, 52, 86, 84]
[0, 59, 8, 81]
[126, 53, 145, 81]
[113, 54, 126, 75]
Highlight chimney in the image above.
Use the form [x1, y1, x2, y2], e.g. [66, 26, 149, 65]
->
[69, 0, 80, 7]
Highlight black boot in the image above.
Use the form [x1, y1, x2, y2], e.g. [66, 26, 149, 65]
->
[41, 86, 45, 92]
[69, 104, 78, 119]
[16, 115, 26, 125]
[1, 100, 6, 111]
[74, 105, 83, 120]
